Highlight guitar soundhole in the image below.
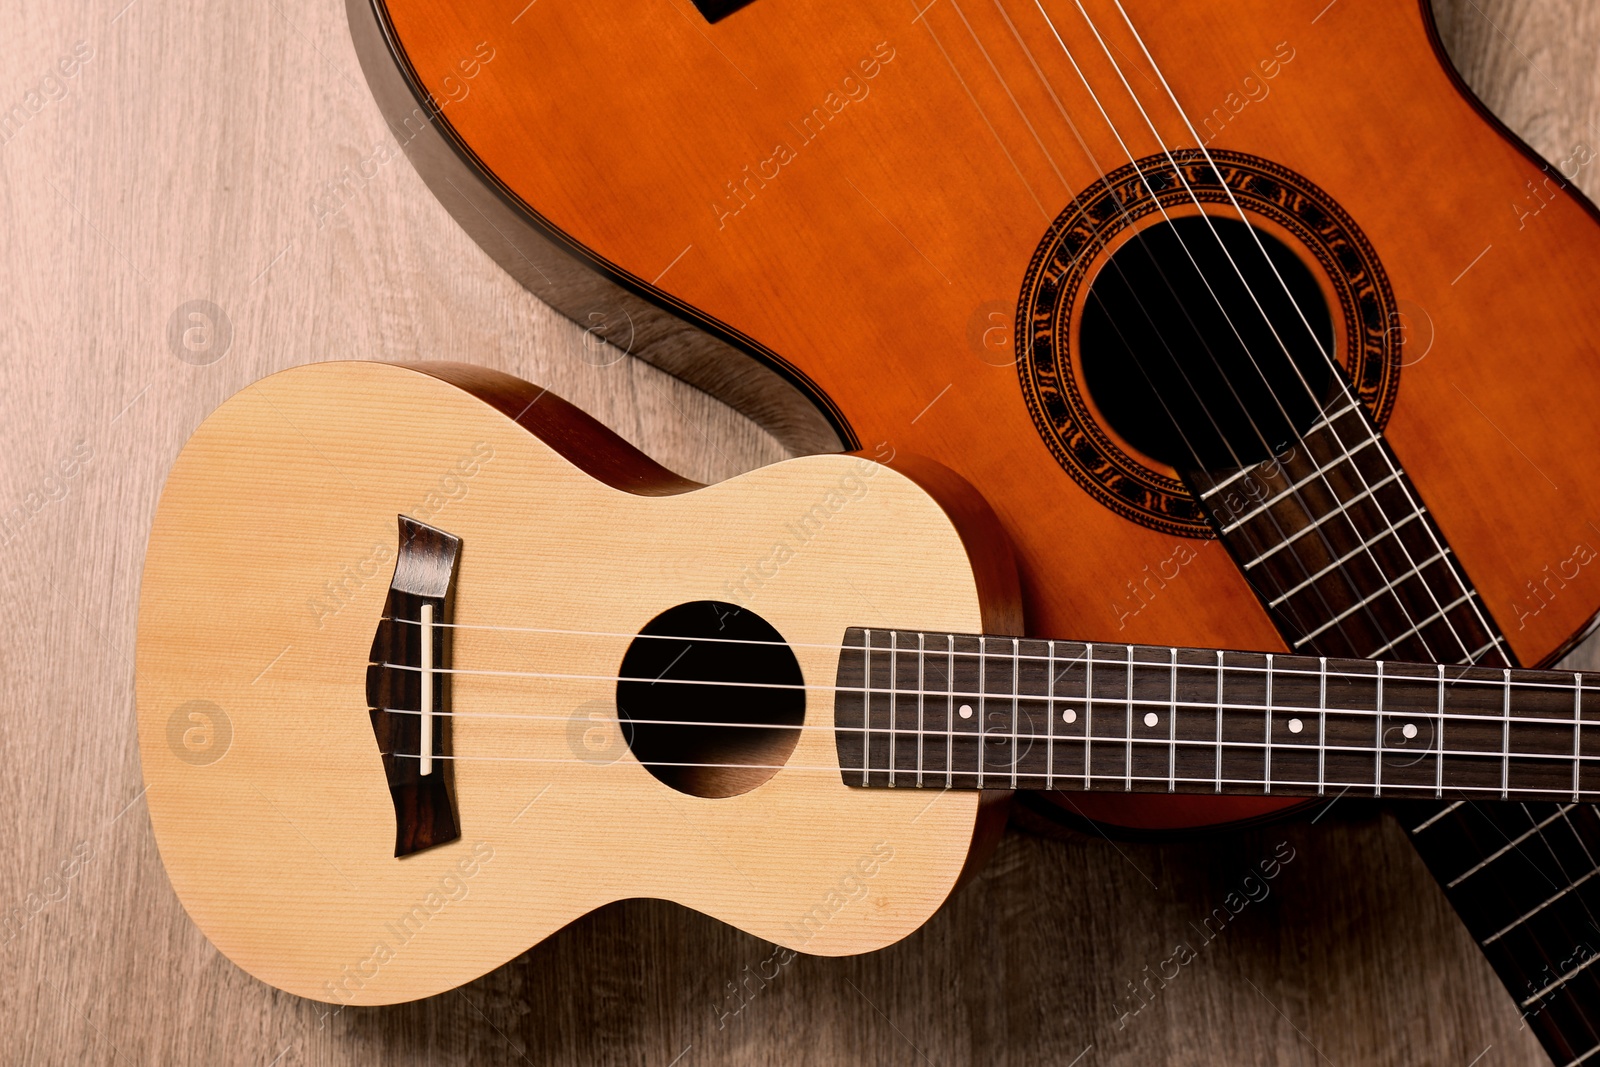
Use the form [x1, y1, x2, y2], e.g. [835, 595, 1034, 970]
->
[1080, 216, 1336, 470]
[617, 601, 804, 798]
[1015, 149, 1402, 537]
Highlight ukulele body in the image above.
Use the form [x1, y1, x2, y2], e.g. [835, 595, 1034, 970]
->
[136, 361, 1017, 1004]
[351, 0, 1600, 830]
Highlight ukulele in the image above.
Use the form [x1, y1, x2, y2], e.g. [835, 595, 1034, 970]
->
[139, 362, 1600, 1007]
[348, 0, 1600, 1055]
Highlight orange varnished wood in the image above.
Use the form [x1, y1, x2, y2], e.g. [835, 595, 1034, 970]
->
[375, 0, 1600, 826]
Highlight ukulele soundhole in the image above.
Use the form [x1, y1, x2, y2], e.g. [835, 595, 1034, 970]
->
[1017, 149, 1404, 536]
[616, 600, 804, 798]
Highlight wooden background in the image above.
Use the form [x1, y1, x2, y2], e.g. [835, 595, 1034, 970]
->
[2, 0, 1599, 1063]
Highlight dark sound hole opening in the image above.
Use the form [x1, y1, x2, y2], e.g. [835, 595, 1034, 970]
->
[1079, 215, 1336, 471]
[616, 601, 804, 798]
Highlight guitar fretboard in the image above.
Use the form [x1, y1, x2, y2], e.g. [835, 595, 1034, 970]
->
[1180, 384, 1598, 1065]
[1187, 396, 1508, 665]
[832, 630, 1598, 801]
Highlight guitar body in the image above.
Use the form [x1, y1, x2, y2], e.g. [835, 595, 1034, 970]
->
[135, 361, 1017, 1005]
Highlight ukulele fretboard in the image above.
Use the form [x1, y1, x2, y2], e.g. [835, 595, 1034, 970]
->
[833, 629, 1598, 801]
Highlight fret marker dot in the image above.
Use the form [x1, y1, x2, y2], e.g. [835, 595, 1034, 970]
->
[1063, 708, 1077, 724]
[1402, 722, 1418, 740]
[1288, 718, 1304, 734]
[958, 704, 973, 719]
[1143, 712, 1159, 728]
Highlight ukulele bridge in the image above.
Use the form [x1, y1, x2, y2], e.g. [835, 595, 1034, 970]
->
[366, 516, 462, 858]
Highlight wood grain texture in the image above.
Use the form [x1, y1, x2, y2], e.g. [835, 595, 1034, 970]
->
[0, 0, 1597, 1063]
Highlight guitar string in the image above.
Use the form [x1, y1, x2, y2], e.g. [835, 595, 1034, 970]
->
[1047, 10, 1584, 961]
[844, 5, 1547, 992]
[952, 0, 1297, 496]
[1073, 0, 1502, 668]
[1028, 5, 1591, 975]
[1032, 0, 1459, 665]
[999, 0, 1397, 653]
[1102, 6, 1507, 671]
[969, 0, 1380, 648]
[1031, 0, 1492, 673]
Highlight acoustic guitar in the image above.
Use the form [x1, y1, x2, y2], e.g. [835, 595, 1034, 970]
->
[347, 0, 1600, 1055]
[140, 362, 1600, 1010]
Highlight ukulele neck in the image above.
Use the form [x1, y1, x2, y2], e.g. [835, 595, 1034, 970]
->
[832, 628, 1595, 800]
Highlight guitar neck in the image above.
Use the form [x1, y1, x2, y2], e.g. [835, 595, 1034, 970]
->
[832, 628, 1596, 800]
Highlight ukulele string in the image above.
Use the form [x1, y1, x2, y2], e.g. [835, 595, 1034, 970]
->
[1031, 0, 1453, 663]
[372, 645, 1600, 701]
[374, 739, 1600, 796]
[375, 694, 1600, 733]
[379, 749, 1600, 785]
[985, 0, 1386, 649]
[378, 617, 1595, 703]
[1062, 0, 1497, 667]
[381, 616, 1576, 694]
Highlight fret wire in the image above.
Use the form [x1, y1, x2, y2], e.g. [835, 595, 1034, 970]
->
[1168, 646, 1178, 793]
[1214, 651, 1224, 794]
[977, 637, 986, 790]
[1575, 672, 1584, 804]
[1045, 641, 1056, 790]
[1011, 637, 1021, 791]
[1084, 642, 1094, 790]
[1265, 510, 1426, 606]
[1435, 664, 1445, 800]
[867, 629, 875, 784]
[1368, 590, 1475, 661]
[1125, 644, 1134, 793]
[1318, 656, 1327, 796]
[1375, 660, 1384, 798]
[916, 632, 926, 789]
[945, 634, 954, 789]
[888, 631, 898, 788]
[1236, 467, 1368, 569]
[1218, 436, 1381, 533]
[1501, 667, 1511, 800]
[1264, 652, 1274, 795]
